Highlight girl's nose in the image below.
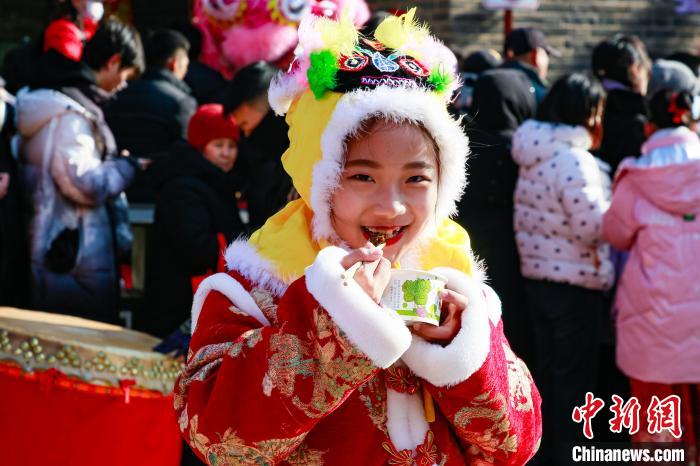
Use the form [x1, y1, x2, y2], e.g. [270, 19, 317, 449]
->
[373, 191, 407, 217]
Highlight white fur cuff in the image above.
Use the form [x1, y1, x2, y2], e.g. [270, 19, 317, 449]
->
[191, 272, 271, 333]
[305, 246, 412, 369]
[401, 268, 497, 387]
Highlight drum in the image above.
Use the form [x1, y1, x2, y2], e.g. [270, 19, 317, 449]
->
[0, 308, 183, 466]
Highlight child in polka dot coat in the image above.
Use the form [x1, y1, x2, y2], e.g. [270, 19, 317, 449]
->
[511, 73, 613, 465]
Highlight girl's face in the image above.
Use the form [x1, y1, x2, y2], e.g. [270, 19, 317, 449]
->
[331, 120, 439, 263]
[203, 138, 239, 172]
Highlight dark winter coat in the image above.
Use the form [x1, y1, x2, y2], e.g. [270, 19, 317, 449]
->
[143, 142, 246, 338]
[596, 88, 648, 173]
[457, 69, 537, 363]
[106, 68, 197, 202]
[16, 52, 135, 323]
[0, 99, 30, 307]
[237, 110, 292, 230]
[501, 60, 548, 105]
[184, 61, 227, 105]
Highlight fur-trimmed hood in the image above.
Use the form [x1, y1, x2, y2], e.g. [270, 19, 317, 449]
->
[225, 10, 476, 291]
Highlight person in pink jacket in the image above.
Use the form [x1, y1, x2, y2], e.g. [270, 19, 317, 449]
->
[603, 89, 700, 455]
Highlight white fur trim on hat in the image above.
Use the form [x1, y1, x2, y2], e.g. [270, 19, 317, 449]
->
[400, 268, 499, 387]
[310, 86, 470, 242]
[304, 245, 412, 368]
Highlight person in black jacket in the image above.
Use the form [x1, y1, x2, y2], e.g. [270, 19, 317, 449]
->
[457, 68, 537, 367]
[106, 29, 197, 202]
[592, 34, 651, 172]
[502, 28, 560, 106]
[143, 104, 246, 339]
[0, 81, 30, 307]
[224, 62, 292, 230]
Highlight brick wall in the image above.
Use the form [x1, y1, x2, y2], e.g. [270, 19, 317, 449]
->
[4, 0, 700, 77]
[366, 0, 700, 77]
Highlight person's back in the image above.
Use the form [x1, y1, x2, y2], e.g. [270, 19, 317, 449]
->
[458, 69, 536, 363]
[15, 20, 143, 323]
[604, 90, 700, 384]
[106, 29, 197, 202]
[144, 105, 246, 338]
[513, 73, 612, 465]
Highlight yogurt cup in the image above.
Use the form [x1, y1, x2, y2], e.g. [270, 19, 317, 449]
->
[380, 269, 447, 326]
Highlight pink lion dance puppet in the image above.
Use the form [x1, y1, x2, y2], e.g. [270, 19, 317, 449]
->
[194, 0, 371, 78]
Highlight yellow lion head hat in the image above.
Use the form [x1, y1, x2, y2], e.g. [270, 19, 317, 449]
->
[227, 9, 476, 293]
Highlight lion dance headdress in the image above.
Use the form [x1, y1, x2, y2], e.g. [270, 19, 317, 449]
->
[227, 9, 477, 294]
[194, 0, 370, 77]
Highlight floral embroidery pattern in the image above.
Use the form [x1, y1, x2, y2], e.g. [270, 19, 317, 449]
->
[174, 342, 233, 411]
[265, 332, 316, 397]
[263, 307, 375, 418]
[455, 392, 518, 462]
[503, 343, 534, 413]
[187, 415, 307, 466]
[250, 287, 280, 326]
[286, 442, 327, 465]
[357, 374, 388, 434]
[228, 328, 263, 358]
[290, 308, 376, 418]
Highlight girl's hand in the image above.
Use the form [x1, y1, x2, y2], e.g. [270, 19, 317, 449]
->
[340, 245, 391, 303]
[410, 289, 468, 345]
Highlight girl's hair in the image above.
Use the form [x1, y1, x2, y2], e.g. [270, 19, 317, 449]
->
[649, 90, 699, 129]
[537, 73, 606, 129]
[592, 34, 650, 88]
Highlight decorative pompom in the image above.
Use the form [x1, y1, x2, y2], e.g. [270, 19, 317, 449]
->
[427, 67, 453, 94]
[374, 8, 430, 58]
[307, 50, 339, 99]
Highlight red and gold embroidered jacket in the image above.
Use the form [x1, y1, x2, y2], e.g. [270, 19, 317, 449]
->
[174, 246, 542, 465]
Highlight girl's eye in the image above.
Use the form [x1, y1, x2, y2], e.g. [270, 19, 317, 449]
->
[349, 174, 374, 182]
[407, 175, 430, 183]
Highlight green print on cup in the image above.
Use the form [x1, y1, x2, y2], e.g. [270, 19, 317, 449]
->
[402, 279, 431, 305]
[380, 270, 447, 326]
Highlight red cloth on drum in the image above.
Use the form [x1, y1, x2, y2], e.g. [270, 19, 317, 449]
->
[0, 362, 182, 466]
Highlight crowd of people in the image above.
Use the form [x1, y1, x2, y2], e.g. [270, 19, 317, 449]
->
[457, 30, 700, 465]
[0, 4, 699, 465]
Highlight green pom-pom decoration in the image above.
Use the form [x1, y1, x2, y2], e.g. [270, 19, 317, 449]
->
[307, 50, 339, 99]
[427, 68, 453, 93]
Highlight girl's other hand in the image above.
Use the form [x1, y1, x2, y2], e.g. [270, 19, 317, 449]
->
[410, 289, 468, 345]
[340, 245, 391, 303]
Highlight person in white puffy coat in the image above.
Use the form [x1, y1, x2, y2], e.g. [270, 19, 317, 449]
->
[15, 21, 143, 324]
[511, 73, 613, 466]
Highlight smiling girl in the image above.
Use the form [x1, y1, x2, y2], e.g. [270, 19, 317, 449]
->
[175, 11, 541, 465]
